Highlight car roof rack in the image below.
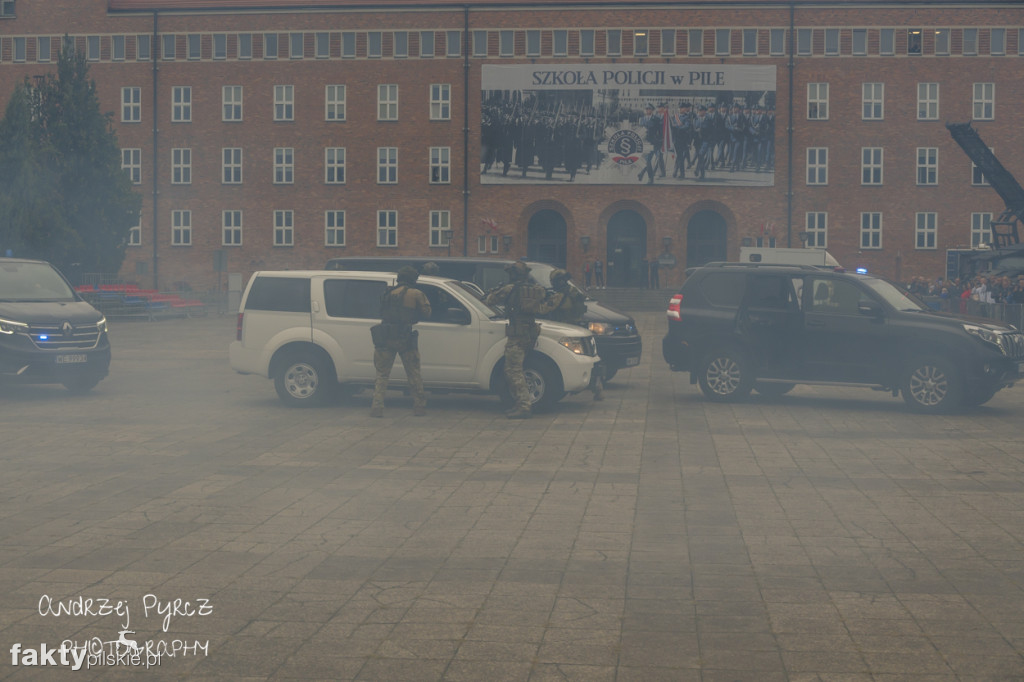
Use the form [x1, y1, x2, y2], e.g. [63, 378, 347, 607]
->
[698, 262, 824, 271]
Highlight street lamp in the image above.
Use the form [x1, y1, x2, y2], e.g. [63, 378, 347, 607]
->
[442, 229, 454, 257]
[502, 235, 512, 252]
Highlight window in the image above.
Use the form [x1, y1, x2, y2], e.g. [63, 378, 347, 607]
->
[289, 32, 303, 59]
[122, 87, 141, 122]
[223, 210, 242, 246]
[554, 30, 568, 56]
[478, 235, 499, 254]
[136, 34, 150, 61]
[934, 29, 949, 55]
[122, 148, 141, 185]
[324, 279, 389, 318]
[420, 30, 435, 57]
[223, 85, 242, 121]
[917, 82, 939, 120]
[973, 82, 994, 120]
[315, 32, 329, 58]
[806, 148, 828, 185]
[377, 210, 397, 247]
[377, 147, 398, 184]
[171, 86, 191, 122]
[446, 31, 462, 57]
[111, 36, 124, 61]
[852, 29, 867, 55]
[807, 83, 828, 120]
[325, 147, 345, 184]
[499, 30, 513, 57]
[342, 32, 355, 58]
[264, 33, 278, 59]
[325, 84, 346, 121]
[715, 29, 730, 56]
[907, 29, 922, 55]
[429, 211, 451, 247]
[128, 215, 141, 246]
[661, 29, 676, 56]
[742, 29, 757, 56]
[368, 31, 382, 58]
[430, 147, 450, 184]
[688, 29, 703, 56]
[769, 28, 785, 55]
[222, 148, 242, 184]
[880, 28, 894, 55]
[991, 28, 1006, 55]
[825, 28, 839, 55]
[12, 36, 25, 62]
[972, 151, 992, 186]
[971, 213, 992, 247]
[916, 148, 938, 185]
[633, 30, 648, 56]
[915, 212, 937, 249]
[860, 212, 882, 248]
[527, 30, 540, 57]
[862, 83, 883, 120]
[325, 211, 345, 246]
[274, 148, 294, 184]
[171, 148, 191, 184]
[238, 34, 252, 59]
[0, 0, 13, 16]
[861, 148, 883, 185]
[607, 29, 622, 56]
[963, 28, 978, 55]
[430, 83, 450, 120]
[473, 30, 488, 57]
[87, 36, 100, 61]
[274, 210, 294, 246]
[38, 37, 51, 62]
[171, 210, 191, 246]
[378, 84, 398, 120]
[805, 213, 827, 247]
[797, 28, 811, 55]
[274, 84, 294, 121]
[394, 31, 408, 58]
[580, 29, 595, 56]
[1019, 28, 1024, 56]
[214, 33, 226, 59]
[162, 34, 176, 60]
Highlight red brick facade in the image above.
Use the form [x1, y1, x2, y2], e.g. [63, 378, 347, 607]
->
[1, 0, 1022, 290]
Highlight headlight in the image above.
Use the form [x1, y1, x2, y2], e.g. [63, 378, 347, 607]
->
[97, 316, 108, 333]
[588, 321, 615, 335]
[0, 317, 29, 335]
[558, 336, 588, 355]
[963, 323, 1000, 347]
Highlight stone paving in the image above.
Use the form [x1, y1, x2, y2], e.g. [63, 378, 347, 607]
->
[1, 311, 1023, 680]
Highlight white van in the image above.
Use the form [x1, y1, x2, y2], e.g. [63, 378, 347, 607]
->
[739, 247, 841, 268]
[229, 270, 599, 409]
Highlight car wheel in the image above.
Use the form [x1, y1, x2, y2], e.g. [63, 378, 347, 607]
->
[754, 381, 795, 397]
[274, 353, 334, 407]
[902, 356, 962, 413]
[497, 355, 565, 412]
[61, 375, 102, 394]
[696, 347, 753, 402]
[963, 386, 998, 407]
[602, 368, 618, 383]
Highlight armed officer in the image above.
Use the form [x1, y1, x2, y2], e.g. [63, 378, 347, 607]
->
[370, 266, 431, 418]
[484, 261, 551, 419]
[546, 269, 604, 401]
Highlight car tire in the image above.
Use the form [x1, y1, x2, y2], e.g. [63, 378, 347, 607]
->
[754, 381, 795, 397]
[963, 386, 998, 407]
[603, 368, 618, 383]
[274, 352, 334, 407]
[696, 347, 753, 402]
[497, 354, 565, 412]
[61, 375, 102, 394]
[902, 356, 962, 413]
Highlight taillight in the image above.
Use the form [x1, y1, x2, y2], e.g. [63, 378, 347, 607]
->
[236, 312, 244, 341]
[667, 294, 683, 320]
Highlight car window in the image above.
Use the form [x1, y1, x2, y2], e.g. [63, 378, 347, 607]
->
[746, 275, 797, 310]
[478, 264, 508, 292]
[698, 272, 746, 308]
[245, 276, 310, 312]
[419, 284, 470, 323]
[0, 261, 76, 302]
[323, 279, 387, 318]
[806, 278, 868, 315]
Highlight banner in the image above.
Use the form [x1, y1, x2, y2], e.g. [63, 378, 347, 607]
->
[481, 64, 776, 186]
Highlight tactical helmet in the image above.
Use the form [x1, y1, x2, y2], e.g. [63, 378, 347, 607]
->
[505, 261, 531, 279]
[550, 269, 571, 287]
[420, 261, 440, 275]
[397, 266, 419, 285]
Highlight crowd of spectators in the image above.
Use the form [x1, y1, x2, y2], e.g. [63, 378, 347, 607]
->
[905, 274, 1024, 304]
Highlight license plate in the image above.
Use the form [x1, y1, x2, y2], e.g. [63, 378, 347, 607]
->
[626, 356, 640, 367]
[56, 354, 87, 364]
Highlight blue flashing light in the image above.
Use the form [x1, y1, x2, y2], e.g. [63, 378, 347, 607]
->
[855, 267, 868, 274]
[39, 335, 49, 340]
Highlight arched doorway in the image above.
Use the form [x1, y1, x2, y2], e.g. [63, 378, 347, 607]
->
[527, 210, 567, 267]
[686, 210, 728, 268]
[607, 210, 647, 287]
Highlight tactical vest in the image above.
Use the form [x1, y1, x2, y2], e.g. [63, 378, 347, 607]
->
[550, 289, 586, 323]
[380, 285, 420, 325]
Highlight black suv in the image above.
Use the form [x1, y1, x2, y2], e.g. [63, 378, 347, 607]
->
[662, 263, 1024, 412]
[325, 256, 642, 380]
[0, 258, 111, 392]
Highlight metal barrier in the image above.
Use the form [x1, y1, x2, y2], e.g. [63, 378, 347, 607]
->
[923, 297, 1024, 329]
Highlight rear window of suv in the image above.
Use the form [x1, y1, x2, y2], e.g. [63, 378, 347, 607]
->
[324, 279, 387, 318]
[698, 272, 746, 308]
[245, 277, 310, 312]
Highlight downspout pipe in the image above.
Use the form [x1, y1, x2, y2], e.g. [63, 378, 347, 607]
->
[462, 5, 470, 256]
[786, 2, 794, 247]
[151, 11, 159, 288]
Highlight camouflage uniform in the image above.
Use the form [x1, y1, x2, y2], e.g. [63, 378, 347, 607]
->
[484, 261, 551, 419]
[371, 267, 432, 416]
[545, 269, 604, 400]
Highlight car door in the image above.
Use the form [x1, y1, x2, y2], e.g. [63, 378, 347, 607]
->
[414, 283, 479, 385]
[318, 276, 388, 380]
[798, 275, 889, 383]
[738, 273, 802, 377]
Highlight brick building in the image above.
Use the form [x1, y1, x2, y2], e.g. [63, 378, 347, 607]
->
[1, 0, 1022, 291]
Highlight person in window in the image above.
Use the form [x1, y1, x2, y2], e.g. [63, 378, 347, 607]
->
[370, 267, 431, 418]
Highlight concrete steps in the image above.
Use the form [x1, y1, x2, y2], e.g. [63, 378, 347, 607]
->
[586, 287, 674, 313]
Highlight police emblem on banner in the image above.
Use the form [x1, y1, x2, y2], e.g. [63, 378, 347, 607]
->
[607, 130, 643, 167]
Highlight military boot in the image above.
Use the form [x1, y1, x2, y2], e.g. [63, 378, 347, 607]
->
[506, 407, 532, 419]
[370, 406, 384, 418]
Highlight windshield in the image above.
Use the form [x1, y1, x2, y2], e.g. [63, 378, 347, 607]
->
[526, 262, 588, 297]
[861, 276, 929, 312]
[451, 280, 502, 317]
[0, 261, 76, 302]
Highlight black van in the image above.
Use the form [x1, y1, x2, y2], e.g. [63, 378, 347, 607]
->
[325, 256, 642, 379]
[0, 258, 111, 393]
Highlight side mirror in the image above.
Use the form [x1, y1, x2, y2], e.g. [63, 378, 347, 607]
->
[858, 299, 883, 317]
[446, 307, 471, 325]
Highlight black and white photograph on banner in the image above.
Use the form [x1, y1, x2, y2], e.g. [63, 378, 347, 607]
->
[480, 64, 777, 186]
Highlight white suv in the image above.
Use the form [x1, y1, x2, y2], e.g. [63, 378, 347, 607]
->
[229, 270, 599, 409]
